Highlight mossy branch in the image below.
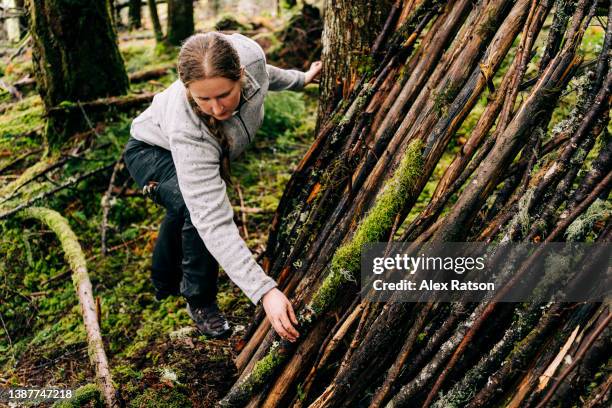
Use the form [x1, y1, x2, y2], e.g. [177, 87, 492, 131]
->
[219, 139, 424, 407]
[20, 207, 118, 408]
[309, 139, 424, 315]
[0, 154, 61, 200]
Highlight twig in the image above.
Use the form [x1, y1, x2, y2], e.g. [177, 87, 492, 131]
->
[0, 79, 22, 100]
[28, 346, 88, 372]
[0, 163, 115, 220]
[9, 32, 31, 61]
[0, 148, 43, 175]
[101, 155, 124, 255]
[231, 205, 270, 214]
[234, 182, 249, 239]
[41, 270, 71, 286]
[87, 232, 150, 262]
[535, 310, 612, 408]
[0, 311, 13, 350]
[77, 101, 101, 138]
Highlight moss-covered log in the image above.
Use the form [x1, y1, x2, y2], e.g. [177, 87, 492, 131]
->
[19, 207, 117, 408]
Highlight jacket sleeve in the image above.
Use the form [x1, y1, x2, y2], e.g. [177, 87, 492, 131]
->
[168, 130, 278, 305]
[266, 64, 306, 92]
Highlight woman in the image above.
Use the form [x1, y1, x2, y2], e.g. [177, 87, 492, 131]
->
[123, 32, 322, 341]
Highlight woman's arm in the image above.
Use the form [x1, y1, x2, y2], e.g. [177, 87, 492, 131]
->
[169, 130, 276, 304]
[266, 61, 322, 91]
[168, 129, 299, 341]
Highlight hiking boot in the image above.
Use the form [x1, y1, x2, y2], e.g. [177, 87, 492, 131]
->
[186, 303, 232, 339]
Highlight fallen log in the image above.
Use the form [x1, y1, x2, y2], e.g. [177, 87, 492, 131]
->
[19, 207, 118, 407]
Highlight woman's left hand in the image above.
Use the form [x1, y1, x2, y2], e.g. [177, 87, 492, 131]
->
[304, 61, 323, 85]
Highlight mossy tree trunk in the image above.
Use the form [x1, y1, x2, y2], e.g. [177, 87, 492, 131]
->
[28, 0, 129, 149]
[128, 0, 142, 29]
[166, 0, 194, 46]
[317, 0, 394, 129]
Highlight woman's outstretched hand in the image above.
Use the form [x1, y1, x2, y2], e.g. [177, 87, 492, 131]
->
[304, 61, 323, 85]
[261, 288, 300, 342]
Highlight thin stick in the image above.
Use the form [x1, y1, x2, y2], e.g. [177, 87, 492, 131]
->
[0, 164, 114, 220]
[535, 311, 612, 408]
[101, 155, 124, 255]
[234, 182, 249, 240]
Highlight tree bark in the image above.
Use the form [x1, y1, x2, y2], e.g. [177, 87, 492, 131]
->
[128, 0, 142, 29]
[317, 0, 394, 129]
[166, 0, 194, 46]
[28, 0, 129, 148]
[147, 0, 163, 42]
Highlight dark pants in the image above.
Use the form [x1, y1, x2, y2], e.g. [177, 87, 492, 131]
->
[123, 137, 218, 307]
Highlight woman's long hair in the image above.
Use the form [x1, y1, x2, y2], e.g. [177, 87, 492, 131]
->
[178, 32, 243, 185]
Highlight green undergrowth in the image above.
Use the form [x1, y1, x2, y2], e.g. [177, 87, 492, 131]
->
[120, 40, 178, 75]
[0, 27, 317, 405]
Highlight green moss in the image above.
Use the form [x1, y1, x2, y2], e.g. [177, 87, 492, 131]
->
[0, 96, 45, 142]
[129, 387, 192, 408]
[119, 42, 177, 74]
[247, 342, 284, 392]
[355, 54, 376, 78]
[53, 384, 103, 408]
[566, 199, 610, 241]
[433, 83, 461, 117]
[20, 207, 87, 283]
[0, 155, 59, 200]
[219, 342, 284, 407]
[310, 139, 424, 314]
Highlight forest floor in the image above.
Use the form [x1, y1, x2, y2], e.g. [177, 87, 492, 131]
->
[0, 8, 318, 408]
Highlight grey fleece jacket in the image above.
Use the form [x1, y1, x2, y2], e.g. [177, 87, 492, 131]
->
[130, 33, 306, 305]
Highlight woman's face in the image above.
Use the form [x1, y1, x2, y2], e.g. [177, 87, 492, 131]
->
[188, 75, 242, 121]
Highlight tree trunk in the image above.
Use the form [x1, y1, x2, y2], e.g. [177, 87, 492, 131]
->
[147, 0, 164, 42]
[317, 0, 395, 129]
[28, 0, 129, 148]
[4, 0, 27, 42]
[128, 0, 142, 29]
[166, 0, 194, 46]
